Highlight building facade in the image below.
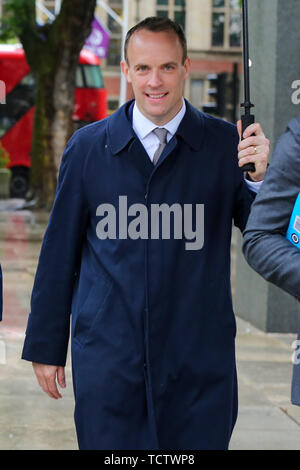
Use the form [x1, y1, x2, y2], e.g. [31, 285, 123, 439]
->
[38, 0, 243, 120]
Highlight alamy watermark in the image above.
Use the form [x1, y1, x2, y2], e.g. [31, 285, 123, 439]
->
[291, 80, 300, 105]
[95, 196, 204, 251]
[291, 340, 300, 364]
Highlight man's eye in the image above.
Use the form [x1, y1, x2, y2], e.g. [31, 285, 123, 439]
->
[165, 65, 174, 70]
[137, 66, 147, 71]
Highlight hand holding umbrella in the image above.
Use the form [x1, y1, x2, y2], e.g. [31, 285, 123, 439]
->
[240, 0, 255, 173]
[238, 0, 269, 181]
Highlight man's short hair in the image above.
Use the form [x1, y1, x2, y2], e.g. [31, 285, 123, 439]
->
[124, 16, 188, 65]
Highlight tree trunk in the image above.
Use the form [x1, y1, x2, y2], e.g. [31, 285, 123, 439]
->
[30, 74, 57, 209]
[29, 49, 77, 208]
[18, 0, 97, 208]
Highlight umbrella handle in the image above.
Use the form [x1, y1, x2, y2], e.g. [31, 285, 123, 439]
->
[241, 113, 256, 173]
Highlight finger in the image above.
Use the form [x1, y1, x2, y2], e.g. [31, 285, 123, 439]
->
[45, 372, 62, 399]
[57, 367, 66, 389]
[41, 377, 59, 399]
[238, 145, 269, 161]
[33, 364, 62, 399]
[238, 155, 266, 176]
[242, 122, 264, 138]
[238, 155, 256, 168]
[238, 150, 268, 166]
[238, 135, 266, 151]
[35, 371, 59, 399]
[238, 145, 259, 160]
[238, 143, 269, 163]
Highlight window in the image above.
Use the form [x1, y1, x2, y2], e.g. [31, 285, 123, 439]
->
[0, 73, 35, 138]
[108, 99, 119, 115]
[211, 0, 241, 48]
[106, 0, 123, 66]
[156, 0, 186, 31]
[76, 65, 104, 89]
[190, 79, 204, 110]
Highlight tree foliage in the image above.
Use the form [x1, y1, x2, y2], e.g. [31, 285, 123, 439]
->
[0, 0, 97, 208]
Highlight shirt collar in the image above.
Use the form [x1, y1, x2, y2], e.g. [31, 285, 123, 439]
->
[132, 97, 186, 140]
[107, 98, 205, 155]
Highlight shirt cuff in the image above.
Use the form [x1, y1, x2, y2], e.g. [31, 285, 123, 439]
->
[244, 176, 263, 194]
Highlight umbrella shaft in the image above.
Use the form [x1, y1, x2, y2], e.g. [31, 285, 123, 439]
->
[242, 0, 251, 103]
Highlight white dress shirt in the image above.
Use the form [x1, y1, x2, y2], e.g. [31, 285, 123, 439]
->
[132, 98, 186, 163]
[132, 99, 262, 192]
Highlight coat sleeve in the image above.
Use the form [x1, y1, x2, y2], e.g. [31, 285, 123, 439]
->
[243, 117, 300, 299]
[22, 132, 89, 366]
[231, 128, 256, 233]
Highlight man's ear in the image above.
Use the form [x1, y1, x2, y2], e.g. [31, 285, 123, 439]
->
[183, 57, 191, 79]
[121, 60, 131, 83]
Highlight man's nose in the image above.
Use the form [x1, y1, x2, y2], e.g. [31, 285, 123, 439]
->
[148, 70, 163, 88]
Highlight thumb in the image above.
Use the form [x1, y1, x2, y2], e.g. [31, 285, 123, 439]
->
[236, 119, 242, 141]
[57, 367, 66, 388]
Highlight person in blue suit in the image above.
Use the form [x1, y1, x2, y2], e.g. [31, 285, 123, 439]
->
[243, 116, 300, 300]
[22, 17, 269, 450]
[243, 116, 300, 405]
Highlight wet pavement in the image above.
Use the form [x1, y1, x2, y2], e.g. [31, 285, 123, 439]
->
[1, 202, 300, 450]
[0, 204, 77, 450]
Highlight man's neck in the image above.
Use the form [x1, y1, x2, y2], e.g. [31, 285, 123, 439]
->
[133, 98, 186, 129]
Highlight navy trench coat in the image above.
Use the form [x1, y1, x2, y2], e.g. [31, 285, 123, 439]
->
[22, 99, 254, 450]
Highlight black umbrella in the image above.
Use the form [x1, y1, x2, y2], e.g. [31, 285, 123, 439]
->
[240, 0, 255, 173]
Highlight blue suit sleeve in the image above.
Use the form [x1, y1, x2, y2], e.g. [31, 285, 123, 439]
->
[243, 118, 300, 298]
[22, 133, 89, 366]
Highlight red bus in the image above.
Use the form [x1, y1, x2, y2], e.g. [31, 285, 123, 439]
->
[0, 44, 107, 197]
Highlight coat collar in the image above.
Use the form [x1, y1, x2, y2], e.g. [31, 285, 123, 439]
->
[107, 98, 205, 155]
[106, 99, 135, 155]
[176, 99, 205, 151]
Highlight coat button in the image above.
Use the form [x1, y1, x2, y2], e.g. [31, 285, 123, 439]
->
[144, 362, 147, 368]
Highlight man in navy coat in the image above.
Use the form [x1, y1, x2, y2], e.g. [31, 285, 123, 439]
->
[22, 17, 269, 450]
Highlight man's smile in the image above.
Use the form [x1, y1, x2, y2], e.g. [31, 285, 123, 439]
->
[145, 92, 169, 101]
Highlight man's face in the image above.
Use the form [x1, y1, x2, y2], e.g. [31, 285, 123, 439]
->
[121, 29, 191, 126]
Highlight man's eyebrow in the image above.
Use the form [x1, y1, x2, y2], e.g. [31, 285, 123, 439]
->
[134, 63, 149, 69]
[133, 61, 179, 69]
[162, 62, 178, 66]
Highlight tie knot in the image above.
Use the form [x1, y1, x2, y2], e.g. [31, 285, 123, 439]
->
[153, 127, 168, 144]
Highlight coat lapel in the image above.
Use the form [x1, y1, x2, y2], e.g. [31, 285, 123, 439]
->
[127, 137, 155, 181]
[107, 100, 154, 180]
[106, 99, 206, 181]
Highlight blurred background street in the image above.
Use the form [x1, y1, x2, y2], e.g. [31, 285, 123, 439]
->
[1, 0, 300, 451]
[0, 204, 77, 449]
